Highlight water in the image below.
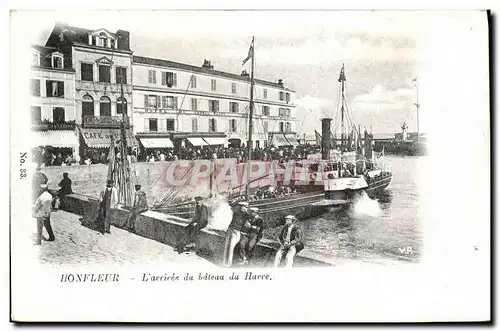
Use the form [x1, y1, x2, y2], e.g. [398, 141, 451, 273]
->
[268, 156, 424, 264]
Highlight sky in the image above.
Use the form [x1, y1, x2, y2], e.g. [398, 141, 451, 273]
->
[21, 10, 488, 136]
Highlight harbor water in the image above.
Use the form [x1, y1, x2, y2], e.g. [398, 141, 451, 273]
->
[265, 155, 425, 264]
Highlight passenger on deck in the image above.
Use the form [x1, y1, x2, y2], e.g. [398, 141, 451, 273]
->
[223, 201, 250, 267]
[176, 196, 208, 253]
[274, 215, 304, 268]
[238, 207, 264, 265]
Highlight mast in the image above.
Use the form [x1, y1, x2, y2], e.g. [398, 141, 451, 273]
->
[338, 64, 346, 155]
[414, 77, 420, 142]
[118, 71, 131, 206]
[245, 36, 255, 199]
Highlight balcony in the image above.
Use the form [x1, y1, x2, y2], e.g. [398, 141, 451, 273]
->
[83, 115, 131, 128]
[76, 81, 132, 95]
[31, 120, 76, 131]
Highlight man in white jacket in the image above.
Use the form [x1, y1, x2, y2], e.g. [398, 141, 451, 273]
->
[99, 179, 118, 234]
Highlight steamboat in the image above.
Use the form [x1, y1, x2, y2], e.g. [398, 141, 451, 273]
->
[153, 42, 392, 228]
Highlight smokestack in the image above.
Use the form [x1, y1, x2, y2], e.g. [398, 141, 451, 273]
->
[116, 30, 130, 50]
[321, 118, 332, 160]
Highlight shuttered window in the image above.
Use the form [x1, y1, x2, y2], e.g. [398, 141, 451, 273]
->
[46, 81, 64, 98]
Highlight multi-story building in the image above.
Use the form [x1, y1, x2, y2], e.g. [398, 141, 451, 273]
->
[30, 44, 79, 160]
[132, 57, 297, 150]
[43, 23, 136, 159]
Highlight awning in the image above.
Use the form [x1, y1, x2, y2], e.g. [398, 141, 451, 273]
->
[139, 137, 173, 149]
[79, 127, 138, 148]
[271, 133, 290, 147]
[203, 137, 226, 146]
[187, 137, 208, 146]
[285, 134, 300, 146]
[32, 130, 78, 148]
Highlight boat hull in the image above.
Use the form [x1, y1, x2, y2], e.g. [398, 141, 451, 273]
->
[364, 172, 392, 198]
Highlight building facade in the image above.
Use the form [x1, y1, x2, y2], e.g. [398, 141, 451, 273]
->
[30, 44, 79, 162]
[43, 23, 136, 160]
[132, 56, 297, 150]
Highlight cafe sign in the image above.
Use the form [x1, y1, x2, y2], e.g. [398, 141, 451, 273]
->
[79, 127, 135, 147]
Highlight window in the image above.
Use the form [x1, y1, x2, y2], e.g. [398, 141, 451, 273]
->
[262, 106, 270, 116]
[32, 53, 40, 66]
[46, 81, 64, 98]
[116, 67, 127, 84]
[286, 108, 291, 117]
[209, 100, 219, 112]
[82, 95, 94, 117]
[81, 63, 94, 82]
[52, 54, 63, 69]
[231, 83, 237, 94]
[191, 98, 198, 111]
[190, 75, 197, 88]
[209, 118, 217, 132]
[161, 72, 177, 87]
[263, 121, 268, 133]
[279, 108, 286, 117]
[229, 119, 237, 132]
[31, 106, 41, 124]
[31, 79, 40, 97]
[52, 107, 65, 123]
[99, 96, 111, 116]
[148, 70, 157, 84]
[285, 122, 292, 132]
[279, 91, 285, 101]
[149, 118, 158, 132]
[117, 97, 127, 115]
[161, 96, 177, 109]
[166, 119, 175, 131]
[99, 65, 111, 83]
[285, 92, 290, 103]
[255, 141, 260, 149]
[211, 79, 216, 91]
[192, 118, 198, 132]
[230, 102, 239, 113]
[144, 95, 157, 109]
[279, 122, 284, 132]
[263, 88, 268, 99]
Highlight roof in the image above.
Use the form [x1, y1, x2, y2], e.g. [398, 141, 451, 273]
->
[133, 55, 295, 91]
[31, 44, 75, 72]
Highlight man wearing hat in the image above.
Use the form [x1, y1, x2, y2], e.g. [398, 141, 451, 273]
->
[223, 201, 250, 267]
[33, 184, 55, 245]
[32, 165, 48, 204]
[274, 215, 304, 268]
[98, 179, 118, 234]
[176, 196, 208, 253]
[238, 206, 264, 265]
[124, 184, 149, 233]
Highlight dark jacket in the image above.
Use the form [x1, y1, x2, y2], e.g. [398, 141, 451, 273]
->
[241, 214, 264, 239]
[58, 178, 73, 196]
[191, 203, 208, 229]
[279, 224, 304, 252]
[228, 210, 248, 231]
[133, 190, 149, 213]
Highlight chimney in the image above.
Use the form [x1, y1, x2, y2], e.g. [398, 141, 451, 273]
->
[116, 30, 130, 50]
[202, 59, 214, 69]
[241, 70, 249, 78]
[278, 79, 284, 87]
[321, 118, 332, 160]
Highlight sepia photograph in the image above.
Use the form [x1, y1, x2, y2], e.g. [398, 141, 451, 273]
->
[9, 8, 491, 323]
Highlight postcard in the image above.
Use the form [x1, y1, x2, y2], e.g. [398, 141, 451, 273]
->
[9, 9, 490, 323]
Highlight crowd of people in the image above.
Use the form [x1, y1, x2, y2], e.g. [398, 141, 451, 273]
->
[33, 143, 323, 167]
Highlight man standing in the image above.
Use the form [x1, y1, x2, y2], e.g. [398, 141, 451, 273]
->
[238, 207, 264, 265]
[176, 196, 208, 253]
[274, 215, 304, 268]
[124, 184, 149, 233]
[98, 179, 118, 234]
[33, 184, 55, 245]
[32, 165, 48, 204]
[223, 201, 249, 267]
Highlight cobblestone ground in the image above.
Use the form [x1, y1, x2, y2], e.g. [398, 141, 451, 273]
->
[38, 210, 213, 267]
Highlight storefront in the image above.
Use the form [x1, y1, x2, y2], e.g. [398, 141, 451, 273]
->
[31, 129, 80, 166]
[284, 134, 300, 146]
[78, 127, 138, 164]
[270, 133, 291, 147]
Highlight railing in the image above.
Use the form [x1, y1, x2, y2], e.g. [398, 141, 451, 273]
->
[83, 115, 130, 127]
[31, 121, 76, 131]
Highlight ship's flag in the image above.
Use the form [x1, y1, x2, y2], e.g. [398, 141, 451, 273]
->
[242, 37, 254, 65]
[315, 130, 322, 145]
